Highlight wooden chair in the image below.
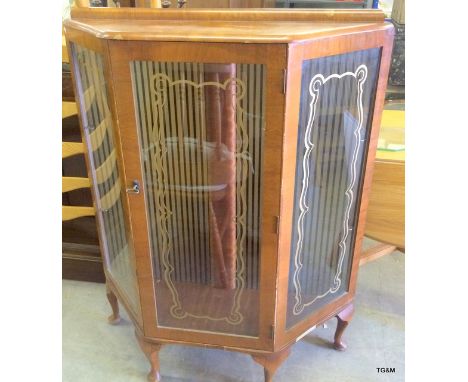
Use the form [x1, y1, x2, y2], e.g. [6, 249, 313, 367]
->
[62, 141, 95, 221]
[62, 29, 104, 282]
[62, 25, 95, 223]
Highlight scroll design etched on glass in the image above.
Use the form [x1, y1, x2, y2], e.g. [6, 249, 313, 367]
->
[292, 65, 368, 315]
[149, 73, 249, 325]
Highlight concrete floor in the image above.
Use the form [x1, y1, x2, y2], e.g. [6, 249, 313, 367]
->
[63, 250, 404, 382]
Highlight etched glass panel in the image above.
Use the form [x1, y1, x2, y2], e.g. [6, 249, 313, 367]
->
[131, 62, 265, 336]
[287, 49, 381, 328]
[71, 43, 141, 320]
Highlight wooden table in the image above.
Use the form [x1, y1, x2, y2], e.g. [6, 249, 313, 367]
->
[361, 108, 405, 265]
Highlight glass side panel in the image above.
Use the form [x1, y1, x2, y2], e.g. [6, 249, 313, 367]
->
[131, 62, 265, 336]
[71, 43, 141, 320]
[287, 49, 381, 328]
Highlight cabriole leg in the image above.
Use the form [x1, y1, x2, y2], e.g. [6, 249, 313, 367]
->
[251, 346, 291, 382]
[136, 332, 163, 382]
[334, 303, 354, 351]
[106, 282, 121, 325]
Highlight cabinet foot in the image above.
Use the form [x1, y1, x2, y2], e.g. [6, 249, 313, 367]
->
[136, 332, 163, 382]
[106, 283, 121, 325]
[333, 303, 354, 351]
[251, 346, 291, 382]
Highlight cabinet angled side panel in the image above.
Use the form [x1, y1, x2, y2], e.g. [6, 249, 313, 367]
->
[67, 39, 143, 324]
[276, 25, 394, 347]
[286, 48, 381, 328]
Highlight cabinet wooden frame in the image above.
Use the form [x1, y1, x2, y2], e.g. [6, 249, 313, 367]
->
[64, 7, 395, 379]
[107, 40, 286, 350]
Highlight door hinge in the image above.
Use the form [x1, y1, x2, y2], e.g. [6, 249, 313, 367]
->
[269, 324, 275, 339]
[274, 216, 280, 235]
[282, 68, 287, 94]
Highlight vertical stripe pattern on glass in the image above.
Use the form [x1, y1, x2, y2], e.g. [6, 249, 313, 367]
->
[71, 43, 141, 320]
[131, 61, 265, 335]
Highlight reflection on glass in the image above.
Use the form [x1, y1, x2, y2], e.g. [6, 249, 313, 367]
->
[72, 43, 141, 320]
[131, 62, 265, 336]
[287, 49, 381, 328]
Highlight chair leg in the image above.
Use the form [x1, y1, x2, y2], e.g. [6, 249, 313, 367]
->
[251, 346, 291, 382]
[106, 283, 121, 325]
[334, 303, 354, 351]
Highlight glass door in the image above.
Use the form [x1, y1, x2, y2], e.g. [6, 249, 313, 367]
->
[131, 61, 266, 336]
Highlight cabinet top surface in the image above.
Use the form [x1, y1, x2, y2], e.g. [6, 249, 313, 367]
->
[64, 8, 391, 43]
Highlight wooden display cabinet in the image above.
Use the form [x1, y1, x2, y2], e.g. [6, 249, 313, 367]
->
[64, 7, 393, 381]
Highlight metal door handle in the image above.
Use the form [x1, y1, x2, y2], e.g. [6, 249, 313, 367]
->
[126, 180, 140, 194]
